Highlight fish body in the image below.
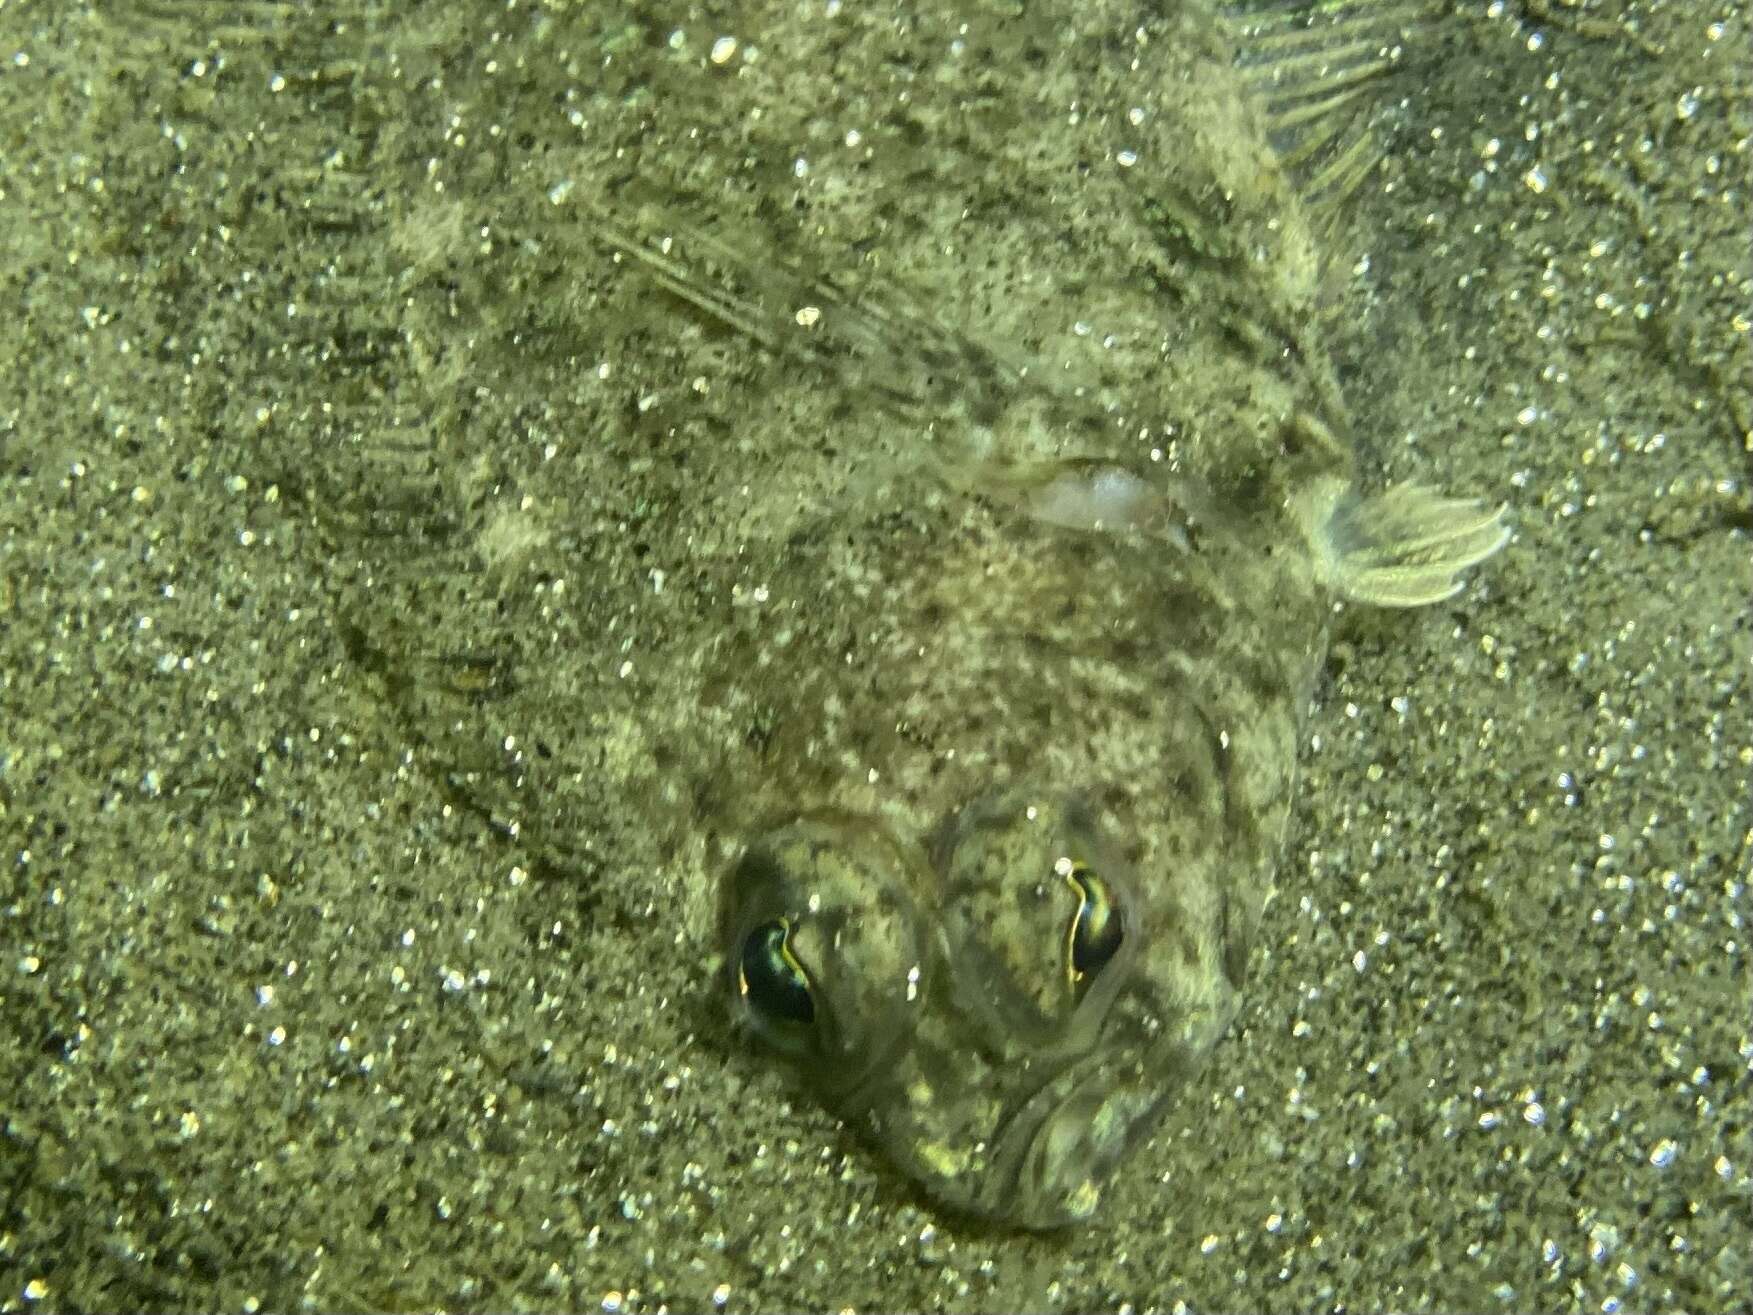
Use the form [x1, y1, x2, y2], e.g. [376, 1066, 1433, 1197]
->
[714, 450, 1327, 1226]
[641, 3, 1507, 1227]
[365, 0, 1506, 1228]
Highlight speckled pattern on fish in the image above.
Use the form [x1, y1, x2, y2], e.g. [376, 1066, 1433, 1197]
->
[328, 0, 1511, 1227]
[8, 0, 1750, 1304]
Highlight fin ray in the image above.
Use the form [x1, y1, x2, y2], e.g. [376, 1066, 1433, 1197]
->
[1311, 482, 1511, 608]
[1226, 0, 1437, 213]
[589, 205, 1030, 431]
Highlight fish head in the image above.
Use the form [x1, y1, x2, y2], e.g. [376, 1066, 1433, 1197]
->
[722, 787, 1234, 1229]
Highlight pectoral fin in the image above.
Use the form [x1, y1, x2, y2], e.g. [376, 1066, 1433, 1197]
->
[1306, 479, 1510, 607]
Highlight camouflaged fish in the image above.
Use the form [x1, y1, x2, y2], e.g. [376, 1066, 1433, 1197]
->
[362, 0, 1506, 1229]
[635, 4, 1502, 1229]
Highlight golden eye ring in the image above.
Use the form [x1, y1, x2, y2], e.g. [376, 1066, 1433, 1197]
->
[738, 916, 817, 1026]
[1060, 859, 1124, 986]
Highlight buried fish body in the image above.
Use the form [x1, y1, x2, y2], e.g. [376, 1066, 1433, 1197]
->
[361, 0, 1508, 1229]
[656, 5, 1508, 1227]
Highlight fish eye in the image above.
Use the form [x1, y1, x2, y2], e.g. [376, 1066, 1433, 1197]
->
[738, 918, 816, 1028]
[1060, 859, 1124, 984]
[722, 815, 935, 1072]
[933, 792, 1139, 1031]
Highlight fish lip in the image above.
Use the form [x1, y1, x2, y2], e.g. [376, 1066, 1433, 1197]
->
[967, 1061, 1152, 1228]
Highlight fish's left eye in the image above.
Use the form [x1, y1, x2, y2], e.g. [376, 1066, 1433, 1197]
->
[1061, 860, 1124, 984]
[739, 918, 816, 1028]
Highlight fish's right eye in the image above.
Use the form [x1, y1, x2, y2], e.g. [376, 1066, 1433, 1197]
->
[738, 918, 816, 1028]
[720, 815, 931, 1068]
[933, 791, 1139, 1031]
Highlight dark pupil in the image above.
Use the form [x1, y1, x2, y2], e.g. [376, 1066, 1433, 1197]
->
[740, 920, 815, 1025]
[1065, 865, 1124, 981]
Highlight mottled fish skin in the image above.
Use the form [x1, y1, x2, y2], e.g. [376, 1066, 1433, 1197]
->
[349, 0, 1501, 1229]
[663, 2, 1480, 1228]
[713, 457, 1328, 1227]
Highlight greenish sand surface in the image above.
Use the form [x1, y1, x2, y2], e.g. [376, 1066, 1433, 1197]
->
[2, 2, 1747, 1310]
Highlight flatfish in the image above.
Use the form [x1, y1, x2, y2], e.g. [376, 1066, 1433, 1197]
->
[348, 0, 1507, 1227]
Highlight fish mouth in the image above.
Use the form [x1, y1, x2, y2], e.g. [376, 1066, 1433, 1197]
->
[861, 1053, 1162, 1230]
[966, 1063, 1163, 1228]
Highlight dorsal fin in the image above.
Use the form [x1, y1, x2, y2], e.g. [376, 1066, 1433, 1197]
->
[1225, 1, 1437, 220]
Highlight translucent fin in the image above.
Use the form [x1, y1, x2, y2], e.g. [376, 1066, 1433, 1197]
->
[590, 206, 1024, 425]
[1313, 482, 1511, 608]
[1225, 1, 1435, 215]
